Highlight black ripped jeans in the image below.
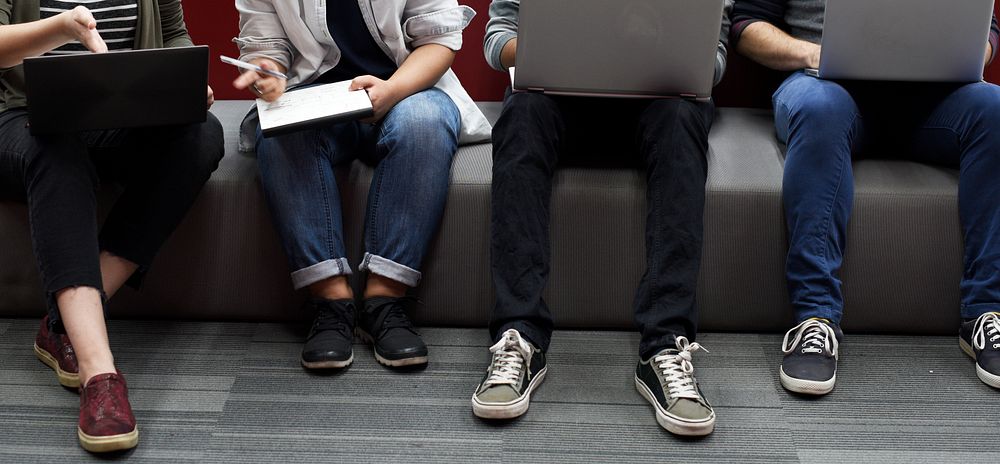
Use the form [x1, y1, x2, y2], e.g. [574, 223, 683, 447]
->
[489, 90, 714, 359]
[0, 109, 224, 329]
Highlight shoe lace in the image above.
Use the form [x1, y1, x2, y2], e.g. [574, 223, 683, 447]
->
[973, 312, 1000, 351]
[653, 336, 707, 400]
[782, 319, 838, 355]
[311, 305, 353, 335]
[370, 297, 420, 336]
[483, 330, 532, 388]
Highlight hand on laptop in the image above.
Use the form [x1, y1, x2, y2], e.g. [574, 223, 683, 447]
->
[207, 85, 215, 109]
[232, 58, 287, 102]
[62, 6, 107, 54]
[804, 43, 821, 70]
[987, 43, 994, 68]
[350, 75, 401, 123]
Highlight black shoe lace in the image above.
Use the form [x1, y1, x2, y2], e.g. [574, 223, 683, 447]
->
[371, 297, 420, 337]
[310, 305, 353, 338]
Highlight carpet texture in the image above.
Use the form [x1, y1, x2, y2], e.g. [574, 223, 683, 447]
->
[0, 319, 996, 463]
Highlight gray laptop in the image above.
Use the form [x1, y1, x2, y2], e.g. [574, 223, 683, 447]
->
[513, 0, 724, 99]
[23, 46, 208, 135]
[813, 0, 995, 82]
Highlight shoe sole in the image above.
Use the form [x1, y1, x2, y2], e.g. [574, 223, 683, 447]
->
[301, 352, 354, 370]
[355, 329, 428, 367]
[779, 366, 836, 395]
[472, 366, 548, 420]
[633, 374, 715, 436]
[34, 342, 80, 388]
[78, 426, 138, 453]
[960, 337, 1000, 389]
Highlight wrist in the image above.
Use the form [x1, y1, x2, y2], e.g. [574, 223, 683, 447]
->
[55, 11, 76, 41]
[382, 79, 404, 105]
[799, 42, 820, 69]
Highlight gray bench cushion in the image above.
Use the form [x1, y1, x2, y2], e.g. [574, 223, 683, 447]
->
[0, 102, 964, 334]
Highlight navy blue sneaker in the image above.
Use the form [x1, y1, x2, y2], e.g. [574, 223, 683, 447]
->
[960, 312, 1000, 389]
[780, 318, 843, 395]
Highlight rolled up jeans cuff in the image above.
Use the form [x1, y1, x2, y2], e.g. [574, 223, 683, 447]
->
[359, 253, 421, 287]
[290, 258, 353, 290]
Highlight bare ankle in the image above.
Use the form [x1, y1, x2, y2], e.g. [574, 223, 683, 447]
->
[364, 274, 407, 299]
[79, 360, 117, 386]
[309, 276, 353, 300]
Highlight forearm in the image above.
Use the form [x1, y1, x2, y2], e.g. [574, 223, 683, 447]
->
[158, 0, 194, 48]
[500, 38, 516, 70]
[0, 16, 74, 68]
[388, 44, 455, 99]
[736, 21, 819, 71]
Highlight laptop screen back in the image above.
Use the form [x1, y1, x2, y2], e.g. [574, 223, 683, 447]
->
[514, 0, 724, 99]
[819, 0, 995, 82]
[24, 46, 208, 135]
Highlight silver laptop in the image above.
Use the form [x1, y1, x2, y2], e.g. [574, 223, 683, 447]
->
[813, 0, 995, 82]
[513, 0, 724, 99]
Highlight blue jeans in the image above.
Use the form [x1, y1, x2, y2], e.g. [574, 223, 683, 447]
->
[256, 88, 460, 289]
[774, 71, 1000, 324]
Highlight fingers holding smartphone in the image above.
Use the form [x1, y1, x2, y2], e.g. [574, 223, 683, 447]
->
[65, 6, 107, 53]
[232, 59, 287, 102]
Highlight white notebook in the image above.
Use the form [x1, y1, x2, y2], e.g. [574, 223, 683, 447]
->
[256, 80, 374, 137]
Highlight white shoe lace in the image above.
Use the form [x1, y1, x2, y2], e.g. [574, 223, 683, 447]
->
[782, 319, 838, 356]
[653, 336, 707, 400]
[483, 329, 533, 388]
[973, 312, 1000, 351]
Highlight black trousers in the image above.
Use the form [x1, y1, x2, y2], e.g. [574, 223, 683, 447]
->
[0, 109, 224, 327]
[489, 90, 714, 359]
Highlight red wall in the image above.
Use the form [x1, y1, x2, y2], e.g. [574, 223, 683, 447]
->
[185, 1, 1000, 106]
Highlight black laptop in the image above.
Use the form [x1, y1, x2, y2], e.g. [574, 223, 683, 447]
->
[23, 45, 209, 135]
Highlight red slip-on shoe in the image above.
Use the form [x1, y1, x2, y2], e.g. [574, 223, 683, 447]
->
[33, 316, 80, 388]
[78, 372, 139, 453]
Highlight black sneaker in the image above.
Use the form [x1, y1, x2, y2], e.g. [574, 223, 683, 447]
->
[779, 318, 843, 395]
[356, 296, 428, 367]
[960, 312, 1000, 389]
[635, 336, 715, 436]
[472, 329, 547, 419]
[301, 299, 355, 369]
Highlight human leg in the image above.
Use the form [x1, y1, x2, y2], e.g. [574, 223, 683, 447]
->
[772, 72, 863, 395]
[354, 89, 460, 367]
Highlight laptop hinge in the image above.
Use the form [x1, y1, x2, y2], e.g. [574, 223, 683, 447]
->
[527, 87, 545, 93]
[680, 93, 698, 100]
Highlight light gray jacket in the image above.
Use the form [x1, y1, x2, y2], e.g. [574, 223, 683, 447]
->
[484, 0, 734, 86]
[235, 0, 492, 150]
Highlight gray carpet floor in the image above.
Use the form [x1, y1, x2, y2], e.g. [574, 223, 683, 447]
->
[1, 318, 997, 463]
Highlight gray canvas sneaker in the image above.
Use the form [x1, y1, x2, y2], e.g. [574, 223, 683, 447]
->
[635, 336, 715, 436]
[472, 329, 547, 419]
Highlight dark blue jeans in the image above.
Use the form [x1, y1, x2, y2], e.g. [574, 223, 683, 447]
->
[774, 71, 1000, 324]
[256, 88, 460, 290]
[490, 90, 714, 359]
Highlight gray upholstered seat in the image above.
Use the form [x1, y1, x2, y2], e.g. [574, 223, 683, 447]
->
[0, 102, 963, 333]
